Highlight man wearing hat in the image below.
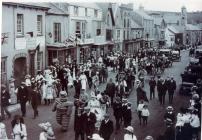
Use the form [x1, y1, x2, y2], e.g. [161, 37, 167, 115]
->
[105, 78, 116, 104]
[113, 97, 122, 133]
[16, 82, 29, 117]
[123, 102, 132, 127]
[99, 113, 114, 140]
[167, 77, 176, 104]
[1, 85, 11, 120]
[149, 76, 156, 100]
[83, 106, 97, 139]
[74, 108, 85, 140]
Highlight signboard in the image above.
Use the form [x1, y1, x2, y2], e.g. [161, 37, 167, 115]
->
[15, 38, 26, 50]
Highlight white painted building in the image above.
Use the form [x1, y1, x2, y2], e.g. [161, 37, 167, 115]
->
[45, 3, 70, 66]
[1, 2, 49, 86]
[67, 3, 103, 63]
[132, 6, 155, 48]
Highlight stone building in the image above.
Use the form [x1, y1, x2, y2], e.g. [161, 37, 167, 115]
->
[1, 2, 49, 86]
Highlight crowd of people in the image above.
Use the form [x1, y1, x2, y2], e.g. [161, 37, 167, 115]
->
[0, 48, 201, 140]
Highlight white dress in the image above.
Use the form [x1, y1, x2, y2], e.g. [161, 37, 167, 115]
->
[124, 134, 137, 140]
[0, 123, 8, 139]
[79, 74, 87, 90]
[9, 81, 17, 104]
[39, 132, 47, 140]
[12, 123, 27, 140]
[41, 84, 47, 100]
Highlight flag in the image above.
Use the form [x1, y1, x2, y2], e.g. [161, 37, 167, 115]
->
[36, 44, 40, 52]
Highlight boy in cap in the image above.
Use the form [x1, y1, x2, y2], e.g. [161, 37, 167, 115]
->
[123, 102, 132, 127]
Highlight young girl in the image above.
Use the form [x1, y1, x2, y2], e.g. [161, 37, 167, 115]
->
[11, 115, 27, 140]
[137, 100, 144, 125]
[141, 104, 150, 125]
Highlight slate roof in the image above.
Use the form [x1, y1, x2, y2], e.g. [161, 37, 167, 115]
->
[46, 3, 69, 15]
[69, 3, 102, 10]
[134, 10, 153, 20]
[167, 25, 184, 34]
[2, 2, 50, 10]
[186, 24, 202, 31]
[112, 3, 123, 28]
[97, 3, 115, 25]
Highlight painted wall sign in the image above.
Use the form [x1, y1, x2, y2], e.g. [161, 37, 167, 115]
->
[15, 37, 26, 50]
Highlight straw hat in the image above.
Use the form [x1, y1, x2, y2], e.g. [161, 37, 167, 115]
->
[124, 126, 134, 133]
[89, 134, 104, 140]
[38, 122, 52, 131]
[144, 136, 154, 140]
[25, 74, 31, 79]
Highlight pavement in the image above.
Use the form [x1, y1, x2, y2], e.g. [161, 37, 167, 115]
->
[2, 50, 193, 140]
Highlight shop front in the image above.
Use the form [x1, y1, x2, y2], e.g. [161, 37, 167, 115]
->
[47, 45, 76, 66]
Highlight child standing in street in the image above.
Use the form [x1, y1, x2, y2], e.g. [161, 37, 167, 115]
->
[141, 104, 150, 125]
[137, 100, 144, 125]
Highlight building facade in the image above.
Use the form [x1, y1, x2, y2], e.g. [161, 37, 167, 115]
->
[132, 6, 155, 48]
[45, 3, 70, 66]
[1, 2, 49, 86]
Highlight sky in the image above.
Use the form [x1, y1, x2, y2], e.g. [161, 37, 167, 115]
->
[1, 0, 202, 12]
[132, 0, 202, 12]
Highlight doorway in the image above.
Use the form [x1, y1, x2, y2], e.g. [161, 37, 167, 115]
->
[14, 57, 27, 87]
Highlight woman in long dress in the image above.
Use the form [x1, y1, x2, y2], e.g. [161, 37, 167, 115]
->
[79, 72, 88, 91]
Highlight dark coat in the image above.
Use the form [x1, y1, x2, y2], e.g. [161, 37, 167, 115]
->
[167, 80, 176, 93]
[17, 86, 29, 103]
[83, 112, 97, 135]
[106, 82, 116, 97]
[74, 114, 85, 133]
[164, 112, 175, 122]
[164, 126, 175, 140]
[31, 89, 39, 106]
[1, 89, 10, 106]
[149, 79, 156, 89]
[157, 79, 162, 92]
[113, 102, 122, 119]
[73, 80, 81, 94]
[158, 82, 167, 94]
[123, 108, 132, 124]
[99, 120, 114, 138]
